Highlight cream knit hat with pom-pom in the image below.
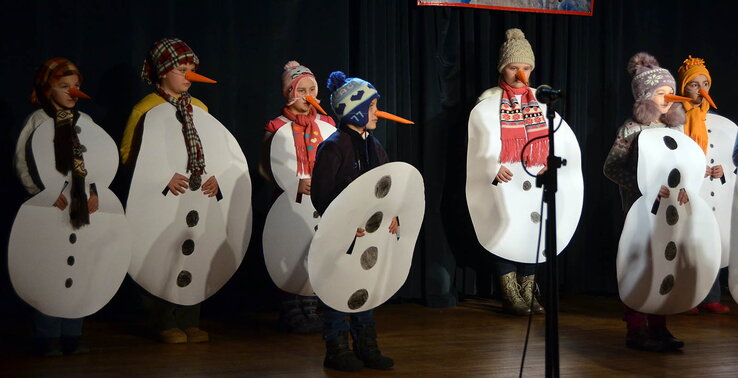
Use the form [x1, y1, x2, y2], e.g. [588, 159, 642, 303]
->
[497, 28, 535, 73]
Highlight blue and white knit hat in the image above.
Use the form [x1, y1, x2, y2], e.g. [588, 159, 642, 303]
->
[326, 71, 380, 127]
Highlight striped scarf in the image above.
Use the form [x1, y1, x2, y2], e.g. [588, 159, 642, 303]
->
[499, 80, 548, 167]
[53, 109, 89, 229]
[156, 86, 206, 178]
[282, 106, 322, 176]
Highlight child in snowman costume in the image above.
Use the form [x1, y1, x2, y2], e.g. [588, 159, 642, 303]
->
[603, 52, 687, 352]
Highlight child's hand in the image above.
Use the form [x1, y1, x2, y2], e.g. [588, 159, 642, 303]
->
[496, 165, 513, 183]
[53, 193, 68, 210]
[389, 217, 399, 234]
[711, 165, 724, 179]
[202, 176, 219, 197]
[167, 173, 189, 195]
[677, 188, 689, 205]
[705, 165, 711, 178]
[87, 192, 99, 214]
[659, 185, 670, 198]
[355, 227, 366, 237]
[298, 178, 311, 195]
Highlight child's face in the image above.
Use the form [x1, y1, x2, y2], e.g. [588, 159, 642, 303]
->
[161, 63, 196, 96]
[364, 98, 379, 130]
[684, 74, 710, 105]
[289, 78, 318, 114]
[501, 63, 533, 88]
[49, 74, 81, 110]
[652, 85, 674, 115]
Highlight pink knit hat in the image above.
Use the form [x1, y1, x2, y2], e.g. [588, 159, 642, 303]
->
[282, 61, 318, 106]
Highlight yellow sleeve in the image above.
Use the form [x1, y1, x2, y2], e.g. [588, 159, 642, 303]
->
[120, 93, 165, 167]
[191, 97, 209, 113]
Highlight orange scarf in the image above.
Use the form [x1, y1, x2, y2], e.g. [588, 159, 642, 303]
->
[683, 100, 710, 154]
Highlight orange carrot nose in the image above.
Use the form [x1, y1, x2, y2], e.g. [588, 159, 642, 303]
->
[376, 110, 414, 125]
[515, 70, 529, 87]
[305, 95, 328, 115]
[699, 88, 717, 109]
[68, 87, 91, 100]
[664, 94, 693, 103]
[184, 71, 217, 83]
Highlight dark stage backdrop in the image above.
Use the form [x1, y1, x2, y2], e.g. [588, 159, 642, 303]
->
[1, 0, 737, 318]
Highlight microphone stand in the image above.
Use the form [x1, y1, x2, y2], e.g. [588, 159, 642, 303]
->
[536, 97, 565, 378]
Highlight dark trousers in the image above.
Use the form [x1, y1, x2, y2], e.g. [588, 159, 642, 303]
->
[623, 305, 666, 330]
[33, 310, 83, 339]
[141, 291, 200, 331]
[323, 306, 375, 340]
[491, 255, 536, 277]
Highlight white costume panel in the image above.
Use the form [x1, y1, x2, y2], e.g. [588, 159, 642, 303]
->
[617, 128, 720, 314]
[126, 103, 252, 306]
[9, 115, 131, 318]
[699, 114, 737, 267]
[263, 120, 335, 295]
[308, 162, 424, 313]
[466, 87, 583, 263]
[730, 176, 738, 303]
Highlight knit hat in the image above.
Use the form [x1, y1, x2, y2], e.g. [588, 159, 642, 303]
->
[326, 71, 379, 127]
[497, 28, 535, 73]
[677, 56, 712, 96]
[282, 61, 318, 106]
[30, 57, 83, 107]
[141, 37, 199, 85]
[627, 52, 684, 126]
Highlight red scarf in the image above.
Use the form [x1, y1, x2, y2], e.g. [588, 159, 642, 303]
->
[282, 106, 323, 176]
[499, 80, 548, 167]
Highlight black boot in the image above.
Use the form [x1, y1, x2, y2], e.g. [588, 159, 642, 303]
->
[353, 327, 394, 370]
[650, 327, 684, 350]
[279, 295, 322, 334]
[324, 331, 364, 371]
[61, 336, 89, 355]
[626, 327, 668, 352]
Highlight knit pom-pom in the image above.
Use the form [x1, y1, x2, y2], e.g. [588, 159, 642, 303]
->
[632, 98, 662, 125]
[326, 71, 347, 92]
[505, 28, 525, 41]
[627, 52, 660, 77]
[661, 102, 686, 126]
[283, 61, 300, 70]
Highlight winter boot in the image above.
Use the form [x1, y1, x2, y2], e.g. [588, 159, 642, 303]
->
[61, 336, 89, 355]
[33, 337, 63, 357]
[650, 327, 684, 350]
[353, 327, 394, 370]
[499, 272, 531, 315]
[518, 274, 545, 314]
[626, 327, 669, 352]
[300, 296, 323, 333]
[324, 331, 364, 371]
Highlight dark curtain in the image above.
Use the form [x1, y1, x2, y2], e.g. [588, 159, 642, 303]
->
[2, 0, 738, 317]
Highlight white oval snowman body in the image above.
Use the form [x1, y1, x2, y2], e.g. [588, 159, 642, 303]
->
[126, 103, 252, 306]
[9, 111, 131, 318]
[262, 118, 335, 296]
[699, 113, 737, 268]
[466, 88, 583, 263]
[307, 162, 424, 313]
[617, 128, 720, 315]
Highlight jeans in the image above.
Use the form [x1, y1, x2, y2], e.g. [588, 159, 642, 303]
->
[33, 310, 83, 339]
[322, 306, 375, 340]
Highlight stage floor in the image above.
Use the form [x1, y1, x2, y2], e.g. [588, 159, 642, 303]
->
[2, 295, 737, 377]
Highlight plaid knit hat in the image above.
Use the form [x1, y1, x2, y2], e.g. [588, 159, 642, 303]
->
[628, 52, 676, 101]
[326, 71, 379, 127]
[497, 28, 535, 73]
[141, 37, 199, 85]
[282, 61, 318, 106]
[30, 57, 83, 106]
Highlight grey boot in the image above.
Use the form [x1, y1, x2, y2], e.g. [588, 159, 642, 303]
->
[353, 327, 394, 370]
[279, 295, 322, 334]
[499, 272, 531, 315]
[518, 274, 545, 314]
[324, 331, 364, 371]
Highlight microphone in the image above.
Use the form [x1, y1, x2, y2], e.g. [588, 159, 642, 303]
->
[536, 85, 564, 104]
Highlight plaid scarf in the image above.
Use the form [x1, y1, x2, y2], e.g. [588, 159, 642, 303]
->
[157, 86, 206, 178]
[282, 106, 322, 176]
[53, 109, 89, 229]
[499, 80, 548, 167]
